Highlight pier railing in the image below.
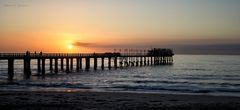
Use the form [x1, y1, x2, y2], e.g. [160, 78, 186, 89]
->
[0, 53, 122, 59]
[0, 52, 173, 59]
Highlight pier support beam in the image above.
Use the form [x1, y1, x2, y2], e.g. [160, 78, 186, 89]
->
[131, 62, 134, 66]
[144, 57, 146, 66]
[108, 57, 111, 70]
[167, 57, 169, 64]
[66, 58, 69, 73]
[49, 58, 53, 72]
[37, 59, 41, 73]
[54, 58, 58, 73]
[8, 58, 14, 80]
[140, 57, 143, 66]
[79, 57, 82, 70]
[136, 57, 139, 66]
[153, 57, 156, 65]
[151, 57, 153, 65]
[147, 57, 150, 65]
[119, 60, 123, 68]
[128, 57, 131, 66]
[125, 60, 129, 67]
[42, 58, 45, 75]
[70, 58, 73, 70]
[86, 57, 90, 71]
[94, 57, 97, 70]
[24, 56, 31, 79]
[76, 58, 80, 71]
[101, 57, 104, 70]
[60, 58, 64, 70]
[168, 57, 170, 64]
[114, 57, 117, 69]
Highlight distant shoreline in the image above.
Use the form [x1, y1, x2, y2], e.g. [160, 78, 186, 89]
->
[0, 91, 239, 110]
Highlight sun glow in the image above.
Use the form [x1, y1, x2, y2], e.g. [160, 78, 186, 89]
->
[68, 44, 73, 50]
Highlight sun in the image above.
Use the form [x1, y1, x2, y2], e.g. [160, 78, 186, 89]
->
[68, 44, 73, 50]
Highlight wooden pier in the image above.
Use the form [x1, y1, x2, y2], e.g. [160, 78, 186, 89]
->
[0, 48, 174, 80]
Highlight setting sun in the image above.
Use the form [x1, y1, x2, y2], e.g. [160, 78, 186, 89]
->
[68, 44, 73, 50]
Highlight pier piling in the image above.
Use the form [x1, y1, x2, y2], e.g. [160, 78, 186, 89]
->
[66, 58, 69, 73]
[76, 58, 80, 71]
[24, 55, 31, 79]
[101, 57, 104, 70]
[114, 57, 117, 69]
[108, 57, 111, 70]
[8, 58, 14, 80]
[42, 58, 45, 75]
[37, 59, 41, 73]
[54, 58, 58, 73]
[70, 58, 73, 70]
[61, 58, 64, 70]
[86, 57, 90, 71]
[49, 58, 53, 72]
[79, 57, 82, 70]
[94, 57, 97, 70]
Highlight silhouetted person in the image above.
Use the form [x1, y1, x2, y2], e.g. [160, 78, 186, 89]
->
[26, 51, 30, 56]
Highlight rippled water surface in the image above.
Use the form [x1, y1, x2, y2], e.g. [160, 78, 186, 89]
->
[0, 55, 240, 96]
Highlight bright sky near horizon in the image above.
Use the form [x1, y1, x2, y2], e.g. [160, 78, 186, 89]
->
[0, 0, 240, 54]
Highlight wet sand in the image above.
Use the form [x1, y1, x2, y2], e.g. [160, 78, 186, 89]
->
[0, 91, 240, 110]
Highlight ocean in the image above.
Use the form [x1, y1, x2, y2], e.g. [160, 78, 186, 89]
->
[0, 55, 240, 96]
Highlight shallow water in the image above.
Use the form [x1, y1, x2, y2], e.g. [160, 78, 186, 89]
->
[0, 55, 240, 96]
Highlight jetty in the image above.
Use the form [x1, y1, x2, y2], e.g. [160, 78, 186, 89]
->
[0, 48, 174, 80]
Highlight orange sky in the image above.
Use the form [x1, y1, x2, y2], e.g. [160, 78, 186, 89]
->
[0, 0, 240, 54]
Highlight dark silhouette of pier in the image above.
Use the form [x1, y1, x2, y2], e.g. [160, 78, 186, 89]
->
[0, 48, 174, 80]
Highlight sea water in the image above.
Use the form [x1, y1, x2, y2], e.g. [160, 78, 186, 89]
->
[0, 55, 239, 96]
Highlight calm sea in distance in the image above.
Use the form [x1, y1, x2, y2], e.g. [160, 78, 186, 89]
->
[0, 55, 239, 97]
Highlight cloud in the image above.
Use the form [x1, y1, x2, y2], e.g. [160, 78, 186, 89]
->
[72, 41, 130, 48]
[72, 41, 92, 47]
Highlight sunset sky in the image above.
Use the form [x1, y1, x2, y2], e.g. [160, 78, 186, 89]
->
[0, 0, 240, 54]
